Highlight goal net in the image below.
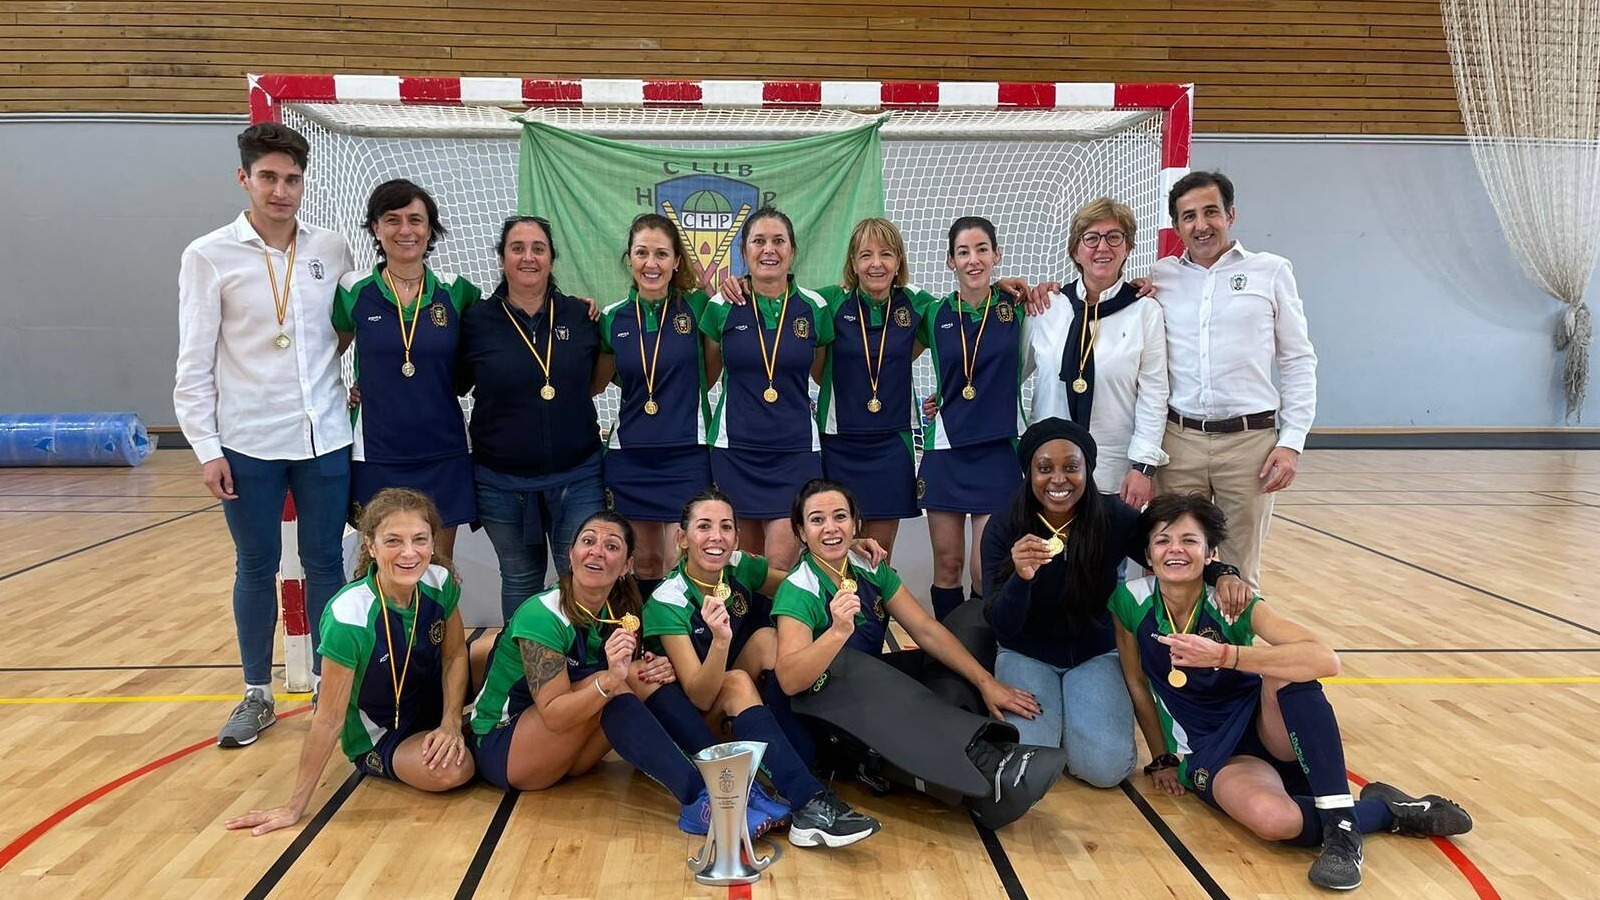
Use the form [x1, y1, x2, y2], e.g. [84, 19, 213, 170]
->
[253, 76, 1191, 434]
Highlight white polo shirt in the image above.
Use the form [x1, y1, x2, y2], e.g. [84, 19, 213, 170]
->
[1023, 279, 1170, 488]
[174, 212, 356, 464]
[1149, 242, 1318, 452]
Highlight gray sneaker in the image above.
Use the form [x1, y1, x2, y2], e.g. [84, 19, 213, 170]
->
[218, 688, 276, 748]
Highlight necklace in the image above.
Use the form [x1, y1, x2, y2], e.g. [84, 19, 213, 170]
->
[814, 553, 857, 594]
[684, 568, 732, 601]
[570, 596, 641, 635]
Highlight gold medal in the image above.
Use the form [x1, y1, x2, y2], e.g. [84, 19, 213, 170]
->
[385, 269, 425, 386]
[258, 228, 297, 353]
[962, 384, 977, 400]
[400, 361, 416, 378]
[858, 293, 893, 418]
[540, 384, 556, 401]
[752, 285, 791, 410]
[634, 294, 669, 423]
[763, 386, 779, 403]
[273, 332, 291, 350]
[867, 396, 882, 413]
[618, 613, 641, 634]
[503, 297, 559, 405]
[1072, 377, 1089, 394]
[955, 290, 994, 409]
[1045, 535, 1064, 556]
[1167, 668, 1187, 689]
[713, 582, 731, 601]
[838, 578, 857, 593]
[643, 399, 659, 416]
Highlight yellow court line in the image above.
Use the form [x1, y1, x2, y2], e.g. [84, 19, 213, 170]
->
[1329, 676, 1600, 685]
[0, 693, 313, 705]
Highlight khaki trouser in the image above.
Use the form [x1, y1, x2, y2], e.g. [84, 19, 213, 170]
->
[1154, 422, 1279, 590]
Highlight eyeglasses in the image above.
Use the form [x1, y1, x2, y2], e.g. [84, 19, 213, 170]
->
[1080, 231, 1127, 248]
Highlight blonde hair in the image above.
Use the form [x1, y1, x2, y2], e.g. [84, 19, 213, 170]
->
[352, 488, 456, 584]
[1067, 198, 1138, 276]
[841, 217, 911, 293]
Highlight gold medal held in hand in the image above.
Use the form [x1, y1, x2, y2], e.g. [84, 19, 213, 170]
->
[713, 582, 731, 601]
[540, 384, 556, 401]
[838, 578, 857, 593]
[763, 386, 779, 403]
[1167, 668, 1187, 689]
[1072, 377, 1088, 394]
[1045, 535, 1064, 556]
[618, 613, 641, 634]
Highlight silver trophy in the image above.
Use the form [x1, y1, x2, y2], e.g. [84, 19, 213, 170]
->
[686, 740, 779, 886]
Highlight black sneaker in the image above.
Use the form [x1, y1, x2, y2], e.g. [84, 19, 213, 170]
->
[789, 789, 882, 848]
[1308, 812, 1364, 891]
[964, 741, 1068, 830]
[1360, 781, 1473, 837]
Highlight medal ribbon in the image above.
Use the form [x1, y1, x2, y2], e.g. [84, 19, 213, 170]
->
[260, 234, 297, 338]
[956, 289, 995, 398]
[383, 268, 424, 373]
[375, 580, 419, 731]
[635, 290, 669, 410]
[751, 282, 792, 398]
[856, 291, 892, 408]
[503, 296, 556, 396]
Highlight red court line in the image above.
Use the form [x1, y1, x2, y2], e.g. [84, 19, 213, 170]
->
[0, 705, 312, 872]
[1347, 769, 1500, 900]
[727, 883, 753, 900]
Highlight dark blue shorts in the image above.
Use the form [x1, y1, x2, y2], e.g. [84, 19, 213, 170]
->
[352, 454, 477, 527]
[917, 438, 1020, 515]
[469, 717, 519, 791]
[350, 694, 452, 782]
[710, 447, 823, 520]
[604, 444, 712, 522]
[1181, 697, 1310, 809]
[822, 431, 918, 520]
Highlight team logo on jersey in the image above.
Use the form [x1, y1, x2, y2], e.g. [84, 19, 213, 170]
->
[726, 593, 749, 618]
[872, 596, 885, 620]
[554, 325, 570, 341]
[894, 306, 912, 328]
[1198, 626, 1224, 645]
[793, 316, 811, 339]
[1191, 767, 1210, 791]
[308, 259, 325, 281]
[673, 312, 693, 335]
[429, 619, 446, 646]
[1231, 274, 1248, 291]
[364, 750, 385, 776]
[430, 303, 448, 327]
[655, 175, 761, 286]
[996, 301, 1014, 323]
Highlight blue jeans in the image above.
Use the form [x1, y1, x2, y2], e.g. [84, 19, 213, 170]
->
[220, 446, 351, 685]
[475, 454, 605, 622]
[995, 647, 1136, 788]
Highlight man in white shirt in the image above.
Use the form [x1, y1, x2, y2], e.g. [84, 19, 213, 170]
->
[1150, 171, 1317, 589]
[174, 124, 356, 747]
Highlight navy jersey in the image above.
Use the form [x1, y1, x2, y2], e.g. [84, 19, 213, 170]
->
[772, 550, 902, 657]
[919, 287, 1027, 450]
[815, 285, 936, 437]
[599, 288, 712, 449]
[333, 266, 478, 463]
[642, 550, 773, 661]
[701, 278, 835, 452]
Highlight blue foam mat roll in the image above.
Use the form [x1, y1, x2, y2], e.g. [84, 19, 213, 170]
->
[0, 412, 155, 467]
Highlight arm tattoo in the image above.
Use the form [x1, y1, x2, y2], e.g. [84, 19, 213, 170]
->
[517, 638, 568, 706]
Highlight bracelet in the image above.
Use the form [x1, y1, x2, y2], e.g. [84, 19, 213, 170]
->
[1230, 645, 1241, 669]
[594, 677, 611, 699]
[1142, 753, 1180, 775]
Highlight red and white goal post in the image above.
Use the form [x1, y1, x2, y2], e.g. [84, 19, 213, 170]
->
[247, 74, 1193, 691]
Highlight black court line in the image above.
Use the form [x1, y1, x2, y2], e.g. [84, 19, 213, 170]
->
[1275, 513, 1600, 639]
[454, 789, 520, 899]
[1535, 491, 1600, 508]
[0, 504, 220, 584]
[0, 662, 279, 673]
[968, 811, 1028, 900]
[243, 769, 365, 900]
[1118, 780, 1232, 900]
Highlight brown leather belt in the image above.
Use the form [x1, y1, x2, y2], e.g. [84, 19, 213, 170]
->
[1166, 409, 1277, 434]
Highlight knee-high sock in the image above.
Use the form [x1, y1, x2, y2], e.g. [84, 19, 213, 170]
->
[930, 585, 965, 621]
[599, 693, 702, 805]
[1282, 796, 1397, 846]
[731, 706, 825, 807]
[643, 682, 722, 754]
[1275, 680, 1353, 804]
[760, 672, 816, 766]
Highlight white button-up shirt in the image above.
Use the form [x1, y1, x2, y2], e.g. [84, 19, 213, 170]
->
[174, 213, 356, 464]
[1023, 279, 1170, 488]
[1150, 242, 1318, 452]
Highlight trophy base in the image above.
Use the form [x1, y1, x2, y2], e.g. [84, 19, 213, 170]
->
[690, 839, 783, 886]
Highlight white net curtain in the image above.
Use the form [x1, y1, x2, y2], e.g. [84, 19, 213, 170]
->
[1442, 0, 1600, 419]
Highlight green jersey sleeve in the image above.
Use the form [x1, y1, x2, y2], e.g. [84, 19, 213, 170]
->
[730, 550, 771, 594]
[642, 592, 695, 640]
[331, 278, 359, 334]
[510, 594, 574, 655]
[699, 293, 732, 342]
[317, 612, 367, 672]
[772, 575, 829, 636]
[1106, 581, 1143, 633]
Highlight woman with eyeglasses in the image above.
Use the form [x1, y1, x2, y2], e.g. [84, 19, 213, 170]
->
[1023, 198, 1168, 512]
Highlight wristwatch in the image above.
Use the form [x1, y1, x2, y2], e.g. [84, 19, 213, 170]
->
[1131, 462, 1158, 477]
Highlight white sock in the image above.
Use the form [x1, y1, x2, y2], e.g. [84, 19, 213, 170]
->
[245, 683, 273, 702]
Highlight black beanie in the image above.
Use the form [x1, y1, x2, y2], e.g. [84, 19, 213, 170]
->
[1017, 417, 1098, 474]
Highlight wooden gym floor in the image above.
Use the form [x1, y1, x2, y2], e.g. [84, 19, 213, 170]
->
[0, 448, 1596, 899]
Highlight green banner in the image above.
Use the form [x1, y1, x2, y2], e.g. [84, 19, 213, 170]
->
[517, 119, 884, 302]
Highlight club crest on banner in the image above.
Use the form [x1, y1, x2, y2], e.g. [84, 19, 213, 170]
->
[657, 175, 760, 287]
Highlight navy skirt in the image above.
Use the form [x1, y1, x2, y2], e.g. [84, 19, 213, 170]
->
[352, 454, 477, 527]
[604, 444, 713, 522]
[917, 438, 1020, 515]
[822, 431, 918, 520]
[710, 446, 823, 520]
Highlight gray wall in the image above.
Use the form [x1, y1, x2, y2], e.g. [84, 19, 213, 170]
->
[1, 115, 1595, 428]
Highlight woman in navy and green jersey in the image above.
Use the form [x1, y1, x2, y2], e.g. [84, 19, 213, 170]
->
[641, 488, 882, 848]
[467, 510, 788, 837]
[920, 216, 1028, 619]
[1112, 493, 1472, 891]
[592, 214, 715, 599]
[772, 479, 1065, 830]
[333, 180, 479, 557]
[225, 489, 473, 837]
[700, 207, 833, 571]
